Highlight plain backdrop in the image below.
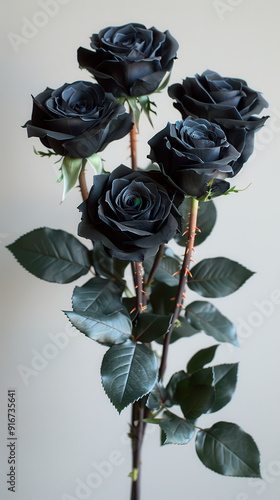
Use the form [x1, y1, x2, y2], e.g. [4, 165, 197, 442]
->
[1, 1, 280, 499]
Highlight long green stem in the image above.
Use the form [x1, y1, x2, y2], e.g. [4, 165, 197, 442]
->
[159, 197, 199, 380]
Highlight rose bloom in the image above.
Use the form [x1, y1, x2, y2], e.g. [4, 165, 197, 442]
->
[78, 23, 179, 97]
[24, 81, 133, 158]
[78, 165, 182, 261]
[168, 70, 269, 176]
[148, 118, 241, 198]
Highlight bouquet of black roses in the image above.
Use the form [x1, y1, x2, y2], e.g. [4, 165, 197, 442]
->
[7, 23, 269, 500]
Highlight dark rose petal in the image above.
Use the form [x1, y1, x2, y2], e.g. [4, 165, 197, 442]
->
[78, 23, 179, 97]
[78, 165, 181, 262]
[24, 81, 133, 158]
[148, 117, 241, 198]
[168, 70, 269, 181]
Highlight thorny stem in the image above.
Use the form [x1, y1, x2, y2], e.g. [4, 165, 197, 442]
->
[129, 111, 144, 500]
[130, 123, 138, 171]
[144, 244, 166, 290]
[159, 197, 199, 380]
[79, 162, 89, 201]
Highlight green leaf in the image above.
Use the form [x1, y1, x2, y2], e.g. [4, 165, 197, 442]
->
[101, 339, 158, 412]
[143, 248, 181, 286]
[64, 278, 131, 346]
[165, 371, 188, 406]
[195, 422, 261, 478]
[133, 313, 171, 343]
[188, 257, 254, 298]
[185, 301, 239, 346]
[176, 198, 216, 247]
[92, 242, 129, 284]
[72, 277, 126, 316]
[146, 381, 168, 410]
[33, 146, 60, 158]
[64, 310, 131, 346]
[160, 411, 195, 445]
[7, 227, 91, 283]
[86, 153, 104, 174]
[190, 367, 214, 386]
[174, 379, 215, 420]
[61, 156, 83, 200]
[187, 345, 219, 374]
[211, 364, 239, 413]
[150, 281, 178, 315]
[138, 95, 157, 127]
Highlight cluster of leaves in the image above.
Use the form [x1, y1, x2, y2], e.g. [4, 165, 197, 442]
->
[7, 195, 260, 478]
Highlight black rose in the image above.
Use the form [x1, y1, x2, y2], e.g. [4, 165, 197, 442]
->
[24, 81, 133, 158]
[168, 70, 269, 176]
[77, 23, 179, 97]
[148, 118, 241, 198]
[78, 165, 181, 261]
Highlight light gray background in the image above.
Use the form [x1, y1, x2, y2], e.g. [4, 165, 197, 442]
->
[1, 1, 280, 499]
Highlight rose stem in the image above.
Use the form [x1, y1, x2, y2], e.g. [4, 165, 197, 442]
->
[159, 197, 199, 380]
[144, 244, 166, 289]
[128, 109, 145, 500]
[129, 108, 138, 171]
[79, 162, 89, 201]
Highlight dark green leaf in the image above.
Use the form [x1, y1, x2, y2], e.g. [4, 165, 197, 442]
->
[143, 248, 181, 286]
[187, 345, 219, 374]
[7, 227, 91, 283]
[146, 381, 168, 410]
[190, 367, 214, 386]
[150, 281, 178, 315]
[92, 242, 129, 283]
[160, 411, 195, 445]
[174, 379, 215, 420]
[133, 313, 171, 343]
[195, 422, 261, 477]
[188, 257, 254, 298]
[64, 310, 131, 346]
[165, 371, 188, 406]
[185, 301, 239, 346]
[64, 278, 131, 345]
[101, 339, 158, 412]
[176, 198, 217, 247]
[211, 364, 239, 413]
[72, 277, 126, 316]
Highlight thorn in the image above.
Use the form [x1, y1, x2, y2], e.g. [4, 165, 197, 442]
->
[170, 297, 175, 301]
[176, 303, 183, 307]
[130, 307, 137, 314]
[182, 294, 187, 300]
[192, 247, 196, 253]
[195, 226, 201, 233]
[141, 289, 147, 294]
[190, 258, 196, 263]
[185, 269, 193, 277]
[135, 285, 138, 289]
[186, 248, 190, 254]
[182, 230, 189, 236]
[172, 270, 181, 276]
